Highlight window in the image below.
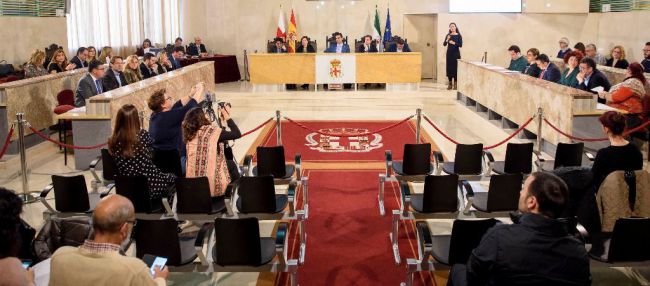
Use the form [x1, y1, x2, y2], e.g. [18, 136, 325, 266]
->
[0, 0, 65, 17]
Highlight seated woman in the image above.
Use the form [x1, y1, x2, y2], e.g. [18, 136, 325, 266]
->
[47, 49, 76, 74]
[605, 45, 629, 69]
[558, 50, 583, 87]
[86, 46, 98, 64]
[156, 51, 172, 74]
[137, 39, 153, 56]
[591, 111, 643, 191]
[524, 48, 541, 78]
[148, 83, 204, 168]
[0, 188, 34, 286]
[24, 49, 48, 78]
[98, 46, 113, 65]
[182, 106, 241, 197]
[123, 55, 143, 84]
[108, 104, 176, 203]
[598, 62, 647, 114]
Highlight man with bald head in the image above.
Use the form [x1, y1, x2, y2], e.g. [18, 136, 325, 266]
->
[49, 195, 168, 286]
[187, 36, 208, 57]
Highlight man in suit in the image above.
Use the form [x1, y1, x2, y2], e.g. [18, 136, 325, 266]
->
[173, 37, 185, 54]
[356, 35, 378, 53]
[386, 38, 411, 53]
[577, 57, 612, 102]
[187, 37, 208, 57]
[102, 56, 127, 92]
[325, 32, 350, 53]
[536, 54, 561, 83]
[70, 47, 88, 69]
[75, 60, 106, 107]
[642, 42, 650, 73]
[168, 47, 184, 71]
[270, 38, 287, 54]
[139, 53, 158, 79]
[507, 45, 528, 73]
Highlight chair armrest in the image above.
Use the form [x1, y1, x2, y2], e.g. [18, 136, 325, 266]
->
[275, 222, 290, 266]
[575, 222, 590, 244]
[483, 151, 495, 163]
[89, 155, 102, 182]
[287, 180, 297, 216]
[385, 150, 393, 176]
[433, 151, 444, 174]
[40, 184, 56, 213]
[400, 181, 411, 215]
[415, 221, 433, 261]
[99, 184, 115, 199]
[585, 151, 596, 162]
[242, 155, 253, 177]
[224, 182, 238, 217]
[460, 180, 474, 197]
[195, 222, 214, 247]
[295, 153, 302, 180]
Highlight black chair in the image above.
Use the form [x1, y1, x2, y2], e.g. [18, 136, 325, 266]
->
[209, 218, 298, 285]
[115, 176, 171, 217]
[89, 149, 117, 193]
[246, 146, 301, 181]
[485, 143, 534, 175]
[390, 175, 461, 264]
[589, 218, 650, 264]
[402, 219, 497, 286]
[134, 218, 213, 270]
[152, 149, 183, 177]
[462, 174, 523, 216]
[435, 144, 485, 178]
[40, 175, 105, 217]
[32, 216, 93, 263]
[537, 142, 588, 170]
[379, 143, 434, 216]
[173, 177, 229, 221]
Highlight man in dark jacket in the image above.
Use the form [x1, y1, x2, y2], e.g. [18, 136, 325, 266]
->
[75, 60, 106, 107]
[537, 54, 561, 83]
[102, 56, 127, 92]
[448, 172, 591, 286]
[577, 57, 612, 103]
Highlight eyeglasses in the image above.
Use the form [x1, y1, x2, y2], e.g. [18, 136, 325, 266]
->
[166, 96, 172, 101]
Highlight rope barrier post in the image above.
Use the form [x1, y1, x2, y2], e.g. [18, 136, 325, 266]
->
[276, 110, 283, 146]
[15, 113, 33, 202]
[536, 108, 544, 155]
[415, 108, 422, 144]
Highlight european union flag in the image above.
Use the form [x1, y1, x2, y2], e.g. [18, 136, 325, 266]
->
[383, 8, 392, 45]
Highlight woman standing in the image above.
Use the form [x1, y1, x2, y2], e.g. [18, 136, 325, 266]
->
[443, 23, 463, 90]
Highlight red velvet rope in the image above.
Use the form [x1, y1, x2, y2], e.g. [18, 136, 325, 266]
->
[240, 117, 274, 137]
[0, 125, 14, 160]
[423, 115, 535, 150]
[28, 126, 107, 150]
[283, 115, 415, 138]
[543, 118, 650, 142]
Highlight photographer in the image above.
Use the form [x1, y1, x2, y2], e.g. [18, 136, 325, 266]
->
[182, 103, 241, 197]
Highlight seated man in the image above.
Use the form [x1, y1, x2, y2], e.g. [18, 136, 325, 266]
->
[356, 35, 378, 53]
[642, 42, 650, 73]
[168, 47, 184, 71]
[448, 172, 591, 286]
[536, 54, 561, 83]
[49, 194, 168, 286]
[270, 37, 287, 53]
[507, 45, 527, 73]
[585, 44, 607, 66]
[173, 37, 185, 54]
[386, 38, 411, 53]
[102, 56, 127, 92]
[70, 47, 88, 69]
[325, 32, 350, 53]
[139, 54, 159, 79]
[187, 37, 208, 57]
[577, 57, 612, 100]
[75, 60, 106, 107]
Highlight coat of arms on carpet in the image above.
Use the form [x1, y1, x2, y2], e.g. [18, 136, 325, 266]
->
[305, 128, 383, 153]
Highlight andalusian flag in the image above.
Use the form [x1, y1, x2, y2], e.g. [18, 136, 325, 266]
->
[287, 9, 298, 53]
[373, 6, 381, 41]
[276, 9, 286, 39]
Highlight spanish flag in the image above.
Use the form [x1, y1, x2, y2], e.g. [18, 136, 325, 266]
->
[287, 9, 298, 53]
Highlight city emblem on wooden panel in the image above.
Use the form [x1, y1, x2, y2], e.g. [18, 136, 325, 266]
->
[329, 59, 342, 78]
[305, 128, 383, 153]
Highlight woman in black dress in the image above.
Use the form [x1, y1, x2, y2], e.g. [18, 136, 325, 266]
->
[443, 22, 463, 90]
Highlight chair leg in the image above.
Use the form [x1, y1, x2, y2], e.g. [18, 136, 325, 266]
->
[301, 177, 309, 219]
[390, 210, 401, 265]
[298, 213, 307, 265]
[288, 261, 299, 286]
[378, 174, 386, 216]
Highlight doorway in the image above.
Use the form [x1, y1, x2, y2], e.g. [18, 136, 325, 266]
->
[403, 14, 437, 80]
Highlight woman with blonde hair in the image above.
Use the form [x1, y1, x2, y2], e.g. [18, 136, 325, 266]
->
[86, 46, 97, 63]
[24, 49, 48, 78]
[123, 55, 143, 84]
[98, 46, 113, 64]
[47, 49, 76, 74]
[606, 45, 629, 69]
[157, 51, 172, 74]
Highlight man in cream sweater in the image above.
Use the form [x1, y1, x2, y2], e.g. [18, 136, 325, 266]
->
[49, 195, 168, 286]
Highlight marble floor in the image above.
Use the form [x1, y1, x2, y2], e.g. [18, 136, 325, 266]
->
[2, 80, 648, 285]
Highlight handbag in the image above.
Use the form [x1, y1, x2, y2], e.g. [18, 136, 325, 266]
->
[0, 60, 15, 77]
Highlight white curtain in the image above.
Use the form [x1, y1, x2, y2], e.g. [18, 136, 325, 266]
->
[66, 0, 181, 56]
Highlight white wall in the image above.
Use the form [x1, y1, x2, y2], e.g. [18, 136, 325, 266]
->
[0, 16, 68, 66]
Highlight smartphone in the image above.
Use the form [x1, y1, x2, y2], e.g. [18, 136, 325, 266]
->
[142, 254, 167, 276]
[21, 260, 31, 269]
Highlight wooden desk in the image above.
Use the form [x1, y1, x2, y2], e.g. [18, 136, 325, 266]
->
[248, 53, 422, 85]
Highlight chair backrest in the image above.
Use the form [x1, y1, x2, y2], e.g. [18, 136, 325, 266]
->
[554, 142, 584, 169]
[256, 146, 287, 178]
[326, 35, 348, 49]
[597, 170, 650, 232]
[422, 175, 460, 213]
[448, 218, 498, 265]
[175, 177, 213, 214]
[51, 175, 90, 212]
[152, 149, 183, 177]
[608, 217, 650, 262]
[453, 144, 484, 175]
[56, 90, 74, 106]
[402, 143, 431, 175]
[237, 176, 277, 213]
[134, 219, 183, 266]
[32, 216, 93, 262]
[214, 217, 263, 266]
[504, 143, 534, 174]
[115, 176, 161, 213]
[486, 174, 523, 212]
[101, 149, 116, 181]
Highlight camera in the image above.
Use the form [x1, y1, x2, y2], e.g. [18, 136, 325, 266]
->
[217, 102, 231, 109]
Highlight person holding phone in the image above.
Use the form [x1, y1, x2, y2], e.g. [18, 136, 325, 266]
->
[443, 22, 463, 90]
[50, 194, 169, 286]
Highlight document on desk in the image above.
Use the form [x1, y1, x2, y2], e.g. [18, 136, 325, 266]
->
[596, 103, 617, 111]
[32, 258, 51, 286]
[590, 86, 605, 93]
